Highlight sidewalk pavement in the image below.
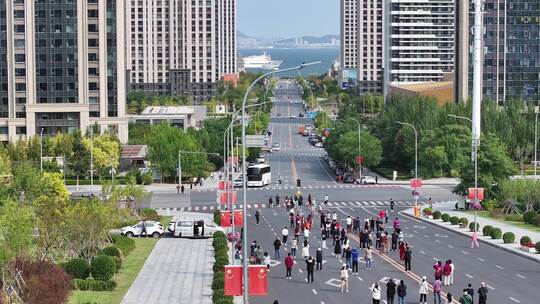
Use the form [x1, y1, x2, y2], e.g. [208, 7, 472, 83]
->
[122, 212, 215, 304]
[402, 201, 540, 263]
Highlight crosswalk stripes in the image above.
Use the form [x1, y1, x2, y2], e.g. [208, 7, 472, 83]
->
[154, 200, 446, 213]
[192, 183, 403, 192]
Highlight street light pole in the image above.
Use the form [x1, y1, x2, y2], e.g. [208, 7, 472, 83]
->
[448, 114, 479, 234]
[395, 121, 418, 179]
[40, 128, 44, 171]
[535, 110, 538, 179]
[177, 151, 220, 188]
[240, 61, 320, 303]
[90, 128, 94, 193]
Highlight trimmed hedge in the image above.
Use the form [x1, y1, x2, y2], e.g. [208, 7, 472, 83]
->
[536, 241, 540, 254]
[520, 235, 532, 246]
[533, 215, 540, 227]
[490, 227, 502, 239]
[441, 213, 450, 222]
[113, 256, 122, 272]
[111, 235, 136, 256]
[502, 232, 515, 244]
[212, 289, 233, 304]
[482, 225, 493, 236]
[523, 210, 537, 224]
[214, 298, 234, 304]
[459, 217, 469, 227]
[504, 214, 523, 222]
[212, 272, 224, 290]
[63, 258, 90, 280]
[468, 222, 480, 232]
[432, 211, 442, 220]
[91, 255, 117, 281]
[102, 246, 123, 259]
[72, 279, 117, 291]
[449, 216, 460, 225]
[213, 231, 226, 239]
[214, 210, 222, 226]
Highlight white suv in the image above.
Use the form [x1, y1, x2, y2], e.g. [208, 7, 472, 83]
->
[121, 221, 164, 238]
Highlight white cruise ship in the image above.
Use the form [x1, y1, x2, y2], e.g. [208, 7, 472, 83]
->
[242, 53, 282, 70]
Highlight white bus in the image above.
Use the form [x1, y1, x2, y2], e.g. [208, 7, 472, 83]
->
[247, 164, 271, 187]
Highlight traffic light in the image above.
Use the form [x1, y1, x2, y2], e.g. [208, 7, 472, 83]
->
[296, 179, 301, 187]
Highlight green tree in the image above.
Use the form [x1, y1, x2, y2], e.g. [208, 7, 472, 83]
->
[0, 145, 11, 176]
[83, 133, 121, 176]
[33, 196, 70, 261]
[67, 130, 90, 186]
[0, 200, 35, 264]
[424, 146, 448, 177]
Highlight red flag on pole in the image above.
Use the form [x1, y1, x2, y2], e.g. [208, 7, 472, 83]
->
[233, 210, 243, 227]
[468, 188, 484, 201]
[220, 211, 231, 227]
[218, 181, 232, 190]
[410, 178, 422, 188]
[224, 266, 243, 296]
[219, 191, 238, 205]
[355, 155, 364, 165]
[248, 265, 268, 296]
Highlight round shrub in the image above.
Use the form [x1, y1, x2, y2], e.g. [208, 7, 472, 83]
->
[141, 208, 160, 221]
[459, 217, 469, 227]
[102, 246, 122, 259]
[536, 241, 540, 254]
[490, 227, 502, 239]
[441, 213, 450, 222]
[113, 256, 122, 272]
[469, 221, 480, 232]
[111, 235, 136, 256]
[520, 235, 532, 246]
[482, 225, 493, 236]
[63, 258, 90, 279]
[215, 248, 228, 259]
[449, 216, 460, 225]
[422, 207, 433, 216]
[533, 215, 540, 227]
[523, 211, 537, 224]
[212, 272, 224, 290]
[502, 232, 515, 244]
[91, 255, 117, 281]
[213, 230, 226, 239]
[214, 210, 222, 226]
[432, 211, 441, 220]
[213, 238, 228, 248]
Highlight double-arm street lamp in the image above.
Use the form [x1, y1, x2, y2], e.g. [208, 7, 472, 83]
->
[448, 114, 480, 233]
[395, 121, 418, 179]
[240, 61, 320, 303]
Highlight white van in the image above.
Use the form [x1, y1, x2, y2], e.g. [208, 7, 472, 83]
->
[173, 219, 222, 238]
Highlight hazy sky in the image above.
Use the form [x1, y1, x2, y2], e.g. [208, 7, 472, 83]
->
[237, 0, 339, 38]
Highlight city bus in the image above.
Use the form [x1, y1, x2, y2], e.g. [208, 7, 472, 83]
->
[247, 164, 271, 187]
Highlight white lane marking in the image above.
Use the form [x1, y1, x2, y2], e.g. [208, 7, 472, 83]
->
[486, 284, 495, 290]
[447, 245, 454, 249]
[435, 239, 441, 243]
[312, 289, 318, 295]
[476, 258, 485, 262]
[495, 265, 504, 270]
[433, 258, 438, 261]
[357, 276, 363, 281]
[509, 297, 520, 303]
[461, 251, 469, 255]
[516, 274, 526, 279]
[465, 273, 474, 279]
[298, 269, 303, 273]
[420, 251, 426, 255]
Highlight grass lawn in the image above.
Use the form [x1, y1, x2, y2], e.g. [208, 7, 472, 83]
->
[473, 211, 540, 234]
[69, 237, 158, 304]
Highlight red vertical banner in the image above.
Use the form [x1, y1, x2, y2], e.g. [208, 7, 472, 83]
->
[220, 211, 231, 227]
[224, 266, 243, 296]
[233, 210, 243, 227]
[248, 265, 268, 296]
[410, 178, 423, 188]
[218, 181, 225, 190]
[355, 155, 364, 165]
[468, 188, 485, 201]
[219, 191, 238, 205]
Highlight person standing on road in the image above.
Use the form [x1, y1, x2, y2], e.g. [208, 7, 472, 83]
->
[324, 194, 329, 205]
[284, 253, 294, 279]
[371, 282, 382, 304]
[332, 211, 337, 221]
[351, 247, 359, 274]
[442, 260, 452, 286]
[386, 278, 396, 304]
[291, 238, 298, 257]
[404, 245, 412, 271]
[458, 291, 473, 304]
[418, 276, 429, 304]
[346, 216, 352, 233]
[340, 264, 349, 293]
[433, 277, 442, 304]
[282, 226, 289, 244]
[303, 227, 310, 241]
[316, 247, 323, 270]
[263, 252, 271, 271]
[334, 236, 342, 257]
[464, 283, 474, 302]
[305, 256, 315, 283]
[273, 238, 282, 259]
[302, 238, 310, 258]
[321, 230, 328, 249]
[471, 230, 480, 248]
[433, 261, 443, 281]
[255, 211, 260, 225]
[397, 280, 407, 304]
[364, 245, 373, 270]
[398, 241, 405, 264]
[390, 198, 395, 212]
[345, 246, 352, 269]
[478, 282, 488, 304]
[449, 260, 455, 285]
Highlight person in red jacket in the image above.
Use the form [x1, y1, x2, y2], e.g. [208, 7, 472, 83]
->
[285, 253, 294, 280]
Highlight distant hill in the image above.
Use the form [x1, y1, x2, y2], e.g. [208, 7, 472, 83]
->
[238, 32, 339, 49]
[276, 35, 340, 44]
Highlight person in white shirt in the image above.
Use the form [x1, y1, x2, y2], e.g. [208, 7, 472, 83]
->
[332, 212, 338, 221]
[418, 276, 429, 304]
[324, 194, 329, 205]
[282, 227, 289, 244]
[371, 282, 382, 304]
[303, 228, 310, 240]
[346, 216, 353, 233]
[340, 264, 349, 292]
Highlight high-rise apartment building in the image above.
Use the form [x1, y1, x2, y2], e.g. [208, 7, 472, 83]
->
[384, 0, 455, 86]
[127, 0, 237, 103]
[468, 1, 540, 105]
[340, 0, 358, 85]
[454, 0, 469, 103]
[357, 0, 385, 94]
[0, 0, 128, 143]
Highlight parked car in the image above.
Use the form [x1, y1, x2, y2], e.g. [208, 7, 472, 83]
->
[358, 176, 377, 184]
[233, 177, 244, 187]
[289, 115, 296, 119]
[343, 173, 356, 183]
[271, 143, 281, 152]
[121, 221, 164, 238]
[173, 219, 222, 238]
[315, 142, 323, 148]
